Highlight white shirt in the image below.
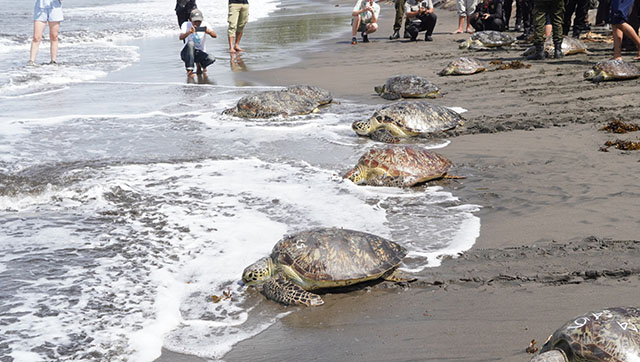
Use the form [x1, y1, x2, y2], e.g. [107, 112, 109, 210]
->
[353, 0, 380, 23]
[180, 20, 212, 52]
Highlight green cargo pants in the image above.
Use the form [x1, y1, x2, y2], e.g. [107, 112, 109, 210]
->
[532, 0, 565, 45]
[393, 0, 407, 32]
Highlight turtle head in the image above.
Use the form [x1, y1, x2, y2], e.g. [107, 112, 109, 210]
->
[530, 349, 568, 362]
[374, 85, 385, 94]
[352, 119, 373, 136]
[242, 257, 274, 286]
[583, 69, 596, 80]
[344, 165, 367, 184]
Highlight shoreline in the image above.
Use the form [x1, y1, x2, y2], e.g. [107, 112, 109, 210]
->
[160, 0, 640, 361]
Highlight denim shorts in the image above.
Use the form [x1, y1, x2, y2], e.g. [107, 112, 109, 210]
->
[34, 0, 64, 22]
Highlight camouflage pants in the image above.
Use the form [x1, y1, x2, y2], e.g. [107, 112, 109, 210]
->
[533, 0, 565, 44]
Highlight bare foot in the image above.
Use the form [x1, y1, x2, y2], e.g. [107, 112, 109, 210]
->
[452, 29, 463, 34]
[229, 48, 236, 54]
[634, 55, 640, 61]
[465, 28, 474, 33]
[196, 65, 203, 74]
[202, 67, 207, 73]
[609, 56, 623, 61]
[234, 45, 244, 52]
[187, 70, 195, 78]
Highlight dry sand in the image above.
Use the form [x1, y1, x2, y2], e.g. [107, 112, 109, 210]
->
[165, 2, 640, 361]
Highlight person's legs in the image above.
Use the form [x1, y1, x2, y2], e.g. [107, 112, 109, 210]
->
[393, 0, 405, 32]
[48, 21, 60, 63]
[572, 0, 589, 36]
[504, 0, 513, 29]
[181, 41, 196, 76]
[194, 49, 216, 72]
[352, 15, 362, 37]
[366, 22, 379, 34]
[30, 21, 47, 63]
[234, 4, 249, 52]
[612, 22, 640, 58]
[470, 14, 484, 30]
[562, 0, 576, 35]
[454, 0, 467, 32]
[551, 0, 565, 43]
[423, 13, 437, 38]
[227, 3, 240, 53]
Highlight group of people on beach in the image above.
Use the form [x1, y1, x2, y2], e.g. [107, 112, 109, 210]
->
[350, 0, 640, 60]
[25, 0, 250, 79]
[175, 0, 249, 78]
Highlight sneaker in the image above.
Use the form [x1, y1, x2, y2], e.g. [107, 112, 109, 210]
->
[425, 35, 433, 41]
[26, 60, 36, 67]
[351, 37, 357, 45]
[389, 30, 400, 40]
[362, 32, 369, 43]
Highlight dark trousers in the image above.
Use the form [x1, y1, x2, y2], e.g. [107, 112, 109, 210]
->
[393, 0, 408, 32]
[520, 0, 535, 32]
[470, 15, 506, 30]
[563, 0, 589, 36]
[407, 13, 437, 40]
[180, 41, 216, 71]
[504, 0, 513, 28]
[595, 0, 610, 24]
[533, 0, 565, 44]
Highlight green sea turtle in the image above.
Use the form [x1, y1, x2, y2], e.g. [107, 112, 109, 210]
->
[374, 75, 440, 100]
[241, 227, 408, 306]
[223, 85, 333, 118]
[352, 101, 465, 143]
[522, 37, 588, 58]
[344, 145, 453, 187]
[459, 30, 516, 50]
[439, 57, 486, 76]
[584, 59, 640, 82]
[530, 307, 640, 362]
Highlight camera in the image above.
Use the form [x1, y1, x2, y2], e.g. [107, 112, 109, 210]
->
[195, 26, 207, 32]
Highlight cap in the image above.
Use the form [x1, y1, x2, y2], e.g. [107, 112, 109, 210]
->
[190, 9, 203, 21]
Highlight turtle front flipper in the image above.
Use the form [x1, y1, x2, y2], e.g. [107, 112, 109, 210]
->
[370, 128, 401, 143]
[383, 269, 417, 283]
[262, 275, 324, 307]
[380, 92, 402, 101]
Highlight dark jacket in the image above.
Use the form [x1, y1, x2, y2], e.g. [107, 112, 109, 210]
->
[474, 0, 504, 22]
[175, 0, 197, 13]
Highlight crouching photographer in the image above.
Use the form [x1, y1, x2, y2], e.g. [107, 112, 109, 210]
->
[405, 0, 438, 41]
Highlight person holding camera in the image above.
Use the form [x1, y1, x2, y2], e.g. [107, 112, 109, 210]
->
[470, 0, 505, 31]
[405, 0, 438, 41]
[351, 0, 380, 44]
[179, 9, 217, 78]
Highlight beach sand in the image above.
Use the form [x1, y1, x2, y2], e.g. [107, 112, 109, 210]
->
[158, 1, 640, 361]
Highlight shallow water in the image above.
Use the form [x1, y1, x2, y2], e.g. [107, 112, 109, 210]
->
[0, 1, 480, 361]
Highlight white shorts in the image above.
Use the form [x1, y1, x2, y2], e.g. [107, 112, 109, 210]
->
[456, 0, 477, 16]
[34, 0, 64, 22]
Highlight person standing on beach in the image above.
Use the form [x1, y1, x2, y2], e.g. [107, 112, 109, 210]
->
[29, 0, 63, 66]
[179, 9, 217, 78]
[453, 0, 477, 33]
[470, 0, 505, 31]
[389, 0, 409, 39]
[405, 0, 438, 41]
[610, 0, 640, 60]
[526, 0, 564, 59]
[175, 0, 197, 28]
[228, 0, 249, 53]
[351, 0, 380, 44]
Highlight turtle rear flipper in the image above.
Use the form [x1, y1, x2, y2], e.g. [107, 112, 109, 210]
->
[263, 275, 324, 307]
[370, 128, 401, 143]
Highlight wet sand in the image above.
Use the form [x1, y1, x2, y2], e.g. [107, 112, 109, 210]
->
[160, 1, 640, 361]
